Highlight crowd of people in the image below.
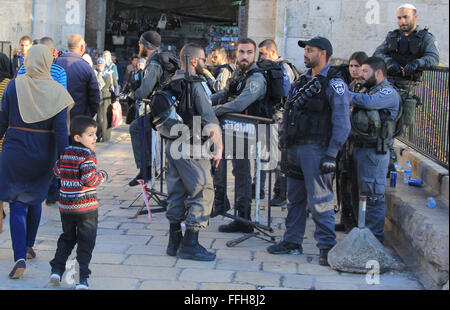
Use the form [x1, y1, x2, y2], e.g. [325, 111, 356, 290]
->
[0, 3, 440, 290]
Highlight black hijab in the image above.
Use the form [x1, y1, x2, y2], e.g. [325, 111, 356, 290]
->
[0, 52, 12, 82]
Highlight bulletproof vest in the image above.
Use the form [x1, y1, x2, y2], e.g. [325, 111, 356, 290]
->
[130, 69, 144, 91]
[211, 63, 235, 79]
[387, 29, 428, 67]
[227, 68, 268, 118]
[286, 70, 337, 146]
[350, 81, 396, 142]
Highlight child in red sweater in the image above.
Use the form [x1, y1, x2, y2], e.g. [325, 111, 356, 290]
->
[49, 115, 108, 290]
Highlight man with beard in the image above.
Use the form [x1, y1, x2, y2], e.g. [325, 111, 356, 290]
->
[374, 3, 439, 175]
[127, 31, 164, 186]
[202, 47, 235, 93]
[211, 38, 267, 233]
[266, 37, 351, 266]
[374, 3, 439, 83]
[163, 43, 223, 261]
[348, 57, 400, 243]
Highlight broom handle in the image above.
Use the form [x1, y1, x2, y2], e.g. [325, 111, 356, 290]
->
[358, 196, 367, 228]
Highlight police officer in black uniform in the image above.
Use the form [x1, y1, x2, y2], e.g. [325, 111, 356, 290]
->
[267, 37, 351, 266]
[211, 38, 268, 233]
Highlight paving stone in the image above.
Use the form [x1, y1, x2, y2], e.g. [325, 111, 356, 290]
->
[123, 254, 177, 267]
[175, 258, 216, 269]
[262, 261, 297, 274]
[126, 245, 167, 256]
[216, 259, 261, 272]
[314, 282, 360, 290]
[297, 263, 340, 275]
[89, 277, 139, 290]
[199, 283, 256, 290]
[90, 263, 179, 280]
[215, 249, 252, 260]
[91, 253, 127, 265]
[140, 280, 198, 290]
[179, 269, 233, 283]
[282, 274, 314, 289]
[234, 271, 281, 287]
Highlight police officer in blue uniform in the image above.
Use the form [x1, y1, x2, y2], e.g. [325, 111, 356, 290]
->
[349, 57, 400, 243]
[267, 37, 351, 266]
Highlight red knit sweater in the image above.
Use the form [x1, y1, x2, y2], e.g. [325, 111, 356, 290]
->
[54, 145, 106, 214]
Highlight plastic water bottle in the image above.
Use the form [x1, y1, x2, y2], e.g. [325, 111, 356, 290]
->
[403, 160, 412, 184]
[427, 197, 436, 208]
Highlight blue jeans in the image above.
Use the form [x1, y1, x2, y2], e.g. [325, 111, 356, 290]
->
[353, 147, 389, 242]
[283, 144, 336, 250]
[9, 201, 42, 261]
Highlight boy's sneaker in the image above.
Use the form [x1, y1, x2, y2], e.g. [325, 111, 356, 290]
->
[75, 278, 89, 290]
[49, 273, 62, 286]
[267, 240, 303, 255]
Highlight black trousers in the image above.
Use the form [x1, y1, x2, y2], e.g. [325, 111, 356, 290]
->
[50, 210, 98, 279]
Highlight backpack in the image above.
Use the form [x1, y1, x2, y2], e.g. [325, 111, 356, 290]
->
[251, 59, 286, 116]
[392, 87, 421, 137]
[279, 59, 302, 83]
[150, 51, 180, 89]
[148, 74, 203, 140]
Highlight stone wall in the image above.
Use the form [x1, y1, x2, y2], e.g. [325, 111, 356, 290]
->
[247, 0, 449, 71]
[0, 0, 32, 55]
[0, 0, 86, 55]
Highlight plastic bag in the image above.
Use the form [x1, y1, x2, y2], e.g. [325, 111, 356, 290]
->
[111, 101, 123, 129]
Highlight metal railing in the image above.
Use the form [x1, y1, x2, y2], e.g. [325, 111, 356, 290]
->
[397, 66, 449, 169]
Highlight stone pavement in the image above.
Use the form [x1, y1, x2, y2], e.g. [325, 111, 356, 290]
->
[0, 125, 424, 290]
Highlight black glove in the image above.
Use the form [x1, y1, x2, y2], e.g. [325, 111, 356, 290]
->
[403, 60, 420, 76]
[387, 61, 402, 76]
[320, 156, 336, 174]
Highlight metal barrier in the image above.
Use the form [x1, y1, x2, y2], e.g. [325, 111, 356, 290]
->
[397, 67, 449, 169]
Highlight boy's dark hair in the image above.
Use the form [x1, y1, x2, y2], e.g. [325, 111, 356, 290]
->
[70, 115, 97, 139]
[363, 56, 387, 77]
[237, 38, 257, 51]
[349, 51, 369, 65]
[19, 35, 31, 43]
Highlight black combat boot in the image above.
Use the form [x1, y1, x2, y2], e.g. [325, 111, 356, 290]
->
[218, 210, 253, 233]
[319, 248, 331, 266]
[166, 223, 183, 256]
[177, 228, 216, 261]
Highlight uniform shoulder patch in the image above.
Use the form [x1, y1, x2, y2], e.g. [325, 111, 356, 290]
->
[330, 79, 346, 96]
[249, 80, 260, 94]
[379, 87, 393, 96]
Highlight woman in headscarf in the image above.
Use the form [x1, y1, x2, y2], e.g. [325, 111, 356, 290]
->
[0, 52, 12, 233]
[0, 45, 74, 279]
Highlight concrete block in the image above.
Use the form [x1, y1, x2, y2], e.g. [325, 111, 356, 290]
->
[200, 283, 256, 290]
[328, 228, 395, 274]
[89, 277, 139, 290]
[216, 259, 261, 272]
[123, 254, 177, 267]
[90, 263, 178, 280]
[262, 261, 297, 274]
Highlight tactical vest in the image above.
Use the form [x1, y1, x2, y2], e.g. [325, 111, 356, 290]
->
[350, 81, 397, 144]
[211, 63, 235, 79]
[286, 69, 340, 146]
[227, 69, 269, 118]
[386, 28, 428, 80]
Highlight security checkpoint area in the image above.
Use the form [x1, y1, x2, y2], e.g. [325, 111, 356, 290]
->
[1, 0, 449, 294]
